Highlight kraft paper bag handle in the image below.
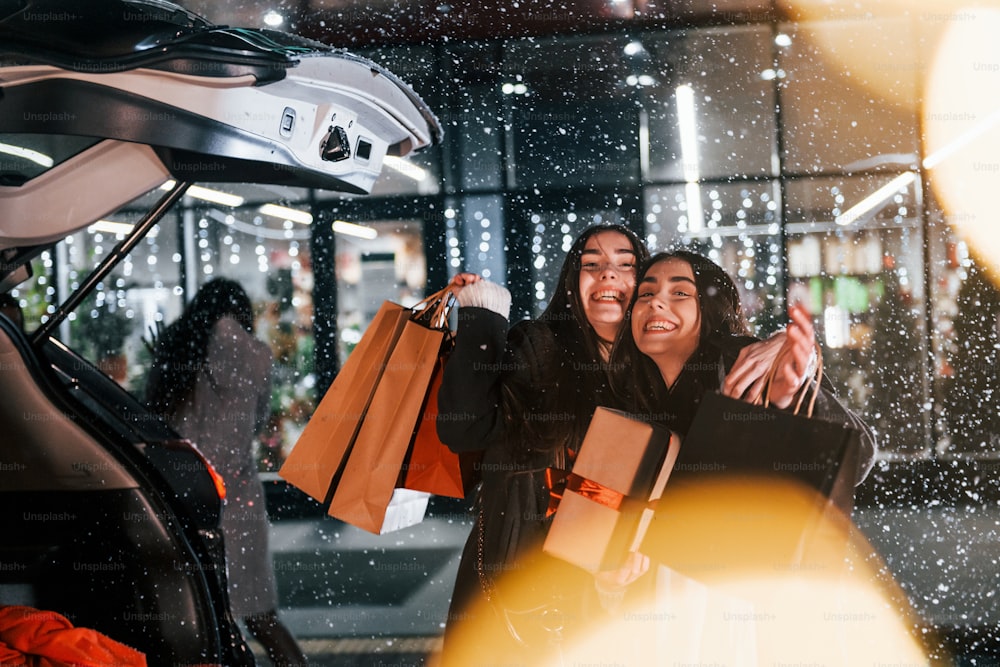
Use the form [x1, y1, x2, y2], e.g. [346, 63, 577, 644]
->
[410, 286, 455, 331]
[762, 339, 823, 417]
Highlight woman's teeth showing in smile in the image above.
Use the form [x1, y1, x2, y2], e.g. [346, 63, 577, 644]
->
[593, 290, 623, 302]
[644, 318, 676, 332]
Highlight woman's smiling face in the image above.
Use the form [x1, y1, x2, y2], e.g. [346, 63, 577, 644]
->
[630, 256, 702, 365]
[577, 230, 638, 342]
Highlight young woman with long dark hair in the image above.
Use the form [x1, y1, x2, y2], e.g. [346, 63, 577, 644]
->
[145, 278, 307, 667]
[436, 224, 649, 663]
[601, 250, 877, 663]
[611, 250, 876, 464]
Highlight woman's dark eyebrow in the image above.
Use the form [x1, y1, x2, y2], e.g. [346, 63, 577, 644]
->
[640, 274, 695, 286]
[580, 247, 636, 257]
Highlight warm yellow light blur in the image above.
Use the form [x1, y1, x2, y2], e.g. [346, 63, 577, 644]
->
[779, 0, 1000, 286]
[445, 476, 936, 666]
[922, 7, 1000, 286]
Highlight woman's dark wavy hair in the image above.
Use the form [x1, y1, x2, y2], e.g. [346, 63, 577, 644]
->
[610, 249, 750, 418]
[146, 278, 254, 417]
[502, 223, 650, 455]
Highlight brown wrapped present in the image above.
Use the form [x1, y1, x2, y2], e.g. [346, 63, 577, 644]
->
[542, 407, 681, 573]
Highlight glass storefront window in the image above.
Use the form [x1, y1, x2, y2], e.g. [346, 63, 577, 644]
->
[446, 195, 506, 283]
[333, 218, 428, 364]
[443, 43, 505, 193]
[359, 149, 442, 198]
[642, 25, 778, 182]
[785, 173, 928, 455]
[12, 8, 1000, 661]
[506, 196, 642, 320]
[644, 180, 784, 336]
[183, 202, 318, 471]
[929, 204, 1000, 456]
[777, 18, 921, 176]
[503, 34, 641, 190]
[32, 202, 184, 394]
[32, 190, 323, 474]
[356, 44, 443, 198]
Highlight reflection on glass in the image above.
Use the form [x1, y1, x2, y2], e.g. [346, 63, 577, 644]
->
[36, 198, 328, 473]
[366, 150, 442, 197]
[929, 208, 1000, 457]
[355, 44, 443, 197]
[504, 34, 640, 189]
[642, 25, 777, 182]
[448, 195, 506, 283]
[445, 43, 505, 192]
[518, 207, 637, 317]
[645, 181, 783, 335]
[777, 19, 919, 176]
[180, 206, 318, 472]
[335, 218, 427, 360]
[785, 174, 927, 455]
[41, 215, 183, 392]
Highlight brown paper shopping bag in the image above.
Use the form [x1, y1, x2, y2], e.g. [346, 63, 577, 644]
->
[327, 315, 449, 533]
[278, 300, 410, 503]
[319, 287, 455, 533]
[400, 352, 481, 499]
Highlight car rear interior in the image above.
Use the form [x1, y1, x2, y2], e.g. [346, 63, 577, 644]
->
[0, 315, 229, 665]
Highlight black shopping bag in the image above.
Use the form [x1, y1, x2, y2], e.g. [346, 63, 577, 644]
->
[640, 343, 862, 581]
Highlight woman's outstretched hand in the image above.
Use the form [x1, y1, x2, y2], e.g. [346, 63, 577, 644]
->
[722, 330, 787, 402]
[766, 303, 817, 409]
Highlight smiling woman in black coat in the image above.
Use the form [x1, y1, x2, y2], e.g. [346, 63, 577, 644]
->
[435, 224, 651, 663]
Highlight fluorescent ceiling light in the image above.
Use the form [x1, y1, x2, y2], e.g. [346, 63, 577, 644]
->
[676, 84, 704, 233]
[0, 142, 53, 167]
[835, 172, 916, 226]
[259, 203, 313, 225]
[88, 220, 135, 235]
[676, 84, 700, 182]
[684, 181, 705, 235]
[333, 220, 378, 239]
[383, 155, 428, 182]
[624, 41, 645, 56]
[625, 74, 657, 87]
[160, 180, 245, 207]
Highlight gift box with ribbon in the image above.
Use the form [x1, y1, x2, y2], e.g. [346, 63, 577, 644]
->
[542, 407, 681, 573]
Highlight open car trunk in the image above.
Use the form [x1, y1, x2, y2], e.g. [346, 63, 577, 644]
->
[0, 1, 441, 663]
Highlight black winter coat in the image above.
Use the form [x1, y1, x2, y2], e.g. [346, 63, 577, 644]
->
[435, 306, 877, 661]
